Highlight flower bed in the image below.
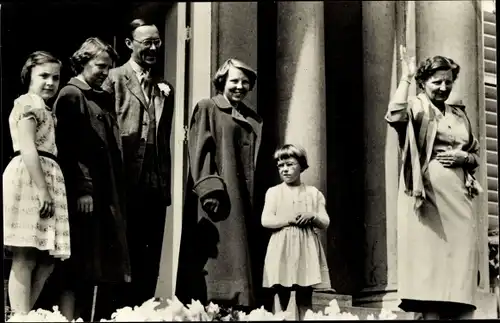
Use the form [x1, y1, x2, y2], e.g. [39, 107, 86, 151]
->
[7, 298, 397, 322]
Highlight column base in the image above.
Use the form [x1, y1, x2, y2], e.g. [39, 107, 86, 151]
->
[352, 286, 401, 310]
[312, 289, 352, 311]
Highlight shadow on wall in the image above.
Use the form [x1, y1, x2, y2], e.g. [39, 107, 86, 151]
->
[323, 1, 366, 295]
[255, 0, 368, 298]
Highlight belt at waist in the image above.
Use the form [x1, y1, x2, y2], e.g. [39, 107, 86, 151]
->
[12, 150, 58, 163]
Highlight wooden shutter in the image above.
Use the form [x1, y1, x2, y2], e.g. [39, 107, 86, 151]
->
[483, 9, 498, 234]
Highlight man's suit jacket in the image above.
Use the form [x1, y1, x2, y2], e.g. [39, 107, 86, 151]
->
[102, 61, 174, 206]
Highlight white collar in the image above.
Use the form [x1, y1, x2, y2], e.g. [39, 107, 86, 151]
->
[129, 59, 150, 77]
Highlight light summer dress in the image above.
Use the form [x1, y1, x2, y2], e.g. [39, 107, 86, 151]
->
[262, 183, 331, 289]
[3, 93, 71, 259]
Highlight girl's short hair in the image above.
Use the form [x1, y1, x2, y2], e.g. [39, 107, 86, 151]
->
[70, 37, 119, 75]
[274, 144, 309, 172]
[415, 56, 460, 90]
[21, 51, 62, 86]
[212, 58, 257, 93]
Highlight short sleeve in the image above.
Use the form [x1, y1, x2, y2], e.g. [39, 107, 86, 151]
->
[15, 94, 46, 125]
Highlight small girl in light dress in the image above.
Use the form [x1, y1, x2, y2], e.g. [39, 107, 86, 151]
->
[262, 144, 331, 320]
[3, 51, 71, 315]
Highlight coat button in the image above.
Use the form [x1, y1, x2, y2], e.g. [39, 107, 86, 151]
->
[97, 114, 103, 120]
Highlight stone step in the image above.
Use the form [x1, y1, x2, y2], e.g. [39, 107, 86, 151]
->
[312, 290, 352, 309]
[339, 306, 417, 320]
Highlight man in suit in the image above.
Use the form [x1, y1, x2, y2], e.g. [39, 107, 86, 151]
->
[102, 18, 174, 308]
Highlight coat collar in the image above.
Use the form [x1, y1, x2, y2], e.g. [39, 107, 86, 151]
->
[211, 94, 262, 123]
[68, 77, 95, 92]
[211, 94, 263, 166]
[67, 77, 121, 150]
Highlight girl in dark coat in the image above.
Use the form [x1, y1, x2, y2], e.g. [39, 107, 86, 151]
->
[176, 59, 262, 309]
[53, 38, 131, 321]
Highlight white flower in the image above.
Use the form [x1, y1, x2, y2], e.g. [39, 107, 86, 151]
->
[7, 296, 400, 321]
[378, 308, 397, 320]
[324, 299, 341, 315]
[158, 83, 171, 97]
[206, 301, 220, 315]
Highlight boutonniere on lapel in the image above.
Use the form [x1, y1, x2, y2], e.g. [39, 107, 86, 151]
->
[157, 82, 171, 97]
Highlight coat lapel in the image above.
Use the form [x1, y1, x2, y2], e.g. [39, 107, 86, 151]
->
[212, 94, 263, 165]
[124, 62, 149, 110]
[68, 78, 121, 152]
[416, 94, 437, 175]
[151, 81, 166, 134]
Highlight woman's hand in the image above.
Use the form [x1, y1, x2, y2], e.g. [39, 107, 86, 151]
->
[400, 45, 417, 80]
[39, 189, 55, 219]
[77, 195, 93, 214]
[436, 150, 468, 168]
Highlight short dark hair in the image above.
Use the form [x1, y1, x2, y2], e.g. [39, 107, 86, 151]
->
[128, 18, 157, 40]
[21, 51, 61, 86]
[212, 58, 257, 93]
[415, 56, 460, 90]
[274, 144, 309, 172]
[70, 37, 119, 75]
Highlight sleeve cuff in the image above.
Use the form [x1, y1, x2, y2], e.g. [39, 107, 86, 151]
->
[192, 175, 226, 200]
[77, 180, 93, 196]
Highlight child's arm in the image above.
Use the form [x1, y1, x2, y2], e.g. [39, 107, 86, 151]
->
[261, 188, 290, 229]
[18, 118, 48, 191]
[311, 191, 330, 229]
[18, 115, 53, 217]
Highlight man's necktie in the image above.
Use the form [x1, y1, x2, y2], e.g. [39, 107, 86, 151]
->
[140, 71, 152, 102]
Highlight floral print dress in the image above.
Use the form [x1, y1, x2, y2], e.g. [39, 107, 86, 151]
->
[3, 93, 71, 259]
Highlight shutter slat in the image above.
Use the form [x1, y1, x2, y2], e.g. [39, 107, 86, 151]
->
[489, 202, 499, 216]
[486, 111, 498, 124]
[489, 216, 499, 233]
[484, 7, 498, 227]
[485, 85, 497, 99]
[485, 73, 497, 86]
[486, 99, 497, 113]
[485, 60, 497, 74]
[484, 11, 496, 24]
[489, 190, 499, 203]
[487, 163, 498, 178]
[489, 215, 499, 231]
[487, 138, 498, 151]
[485, 21, 497, 36]
[486, 125, 497, 137]
[488, 177, 498, 192]
[487, 151, 498, 164]
[484, 35, 496, 48]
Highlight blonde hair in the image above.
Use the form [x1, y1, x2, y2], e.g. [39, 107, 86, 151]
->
[212, 58, 257, 93]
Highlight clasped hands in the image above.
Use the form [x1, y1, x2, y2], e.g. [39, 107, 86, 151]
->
[288, 212, 316, 227]
[435, 150, 468, 168]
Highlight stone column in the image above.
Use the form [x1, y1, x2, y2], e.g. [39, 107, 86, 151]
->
[211, 2, 258, 107]
[275, 1, 329, 305]
[357, 0, 489, 310]
[276, 1, 327, 199]
[415, 0, 490, 292]
[357, 0, 401, 310]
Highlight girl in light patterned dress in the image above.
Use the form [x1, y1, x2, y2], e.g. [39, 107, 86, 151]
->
[3, 51, 71, 315]
[262, 144, 331, 320]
